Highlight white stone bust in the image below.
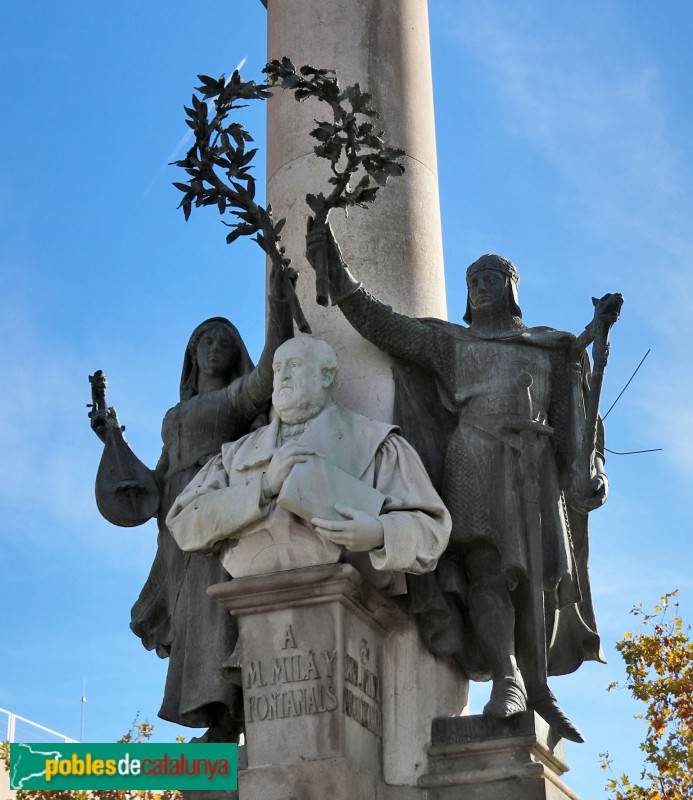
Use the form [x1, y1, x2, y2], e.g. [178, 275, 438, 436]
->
[167, 337, 451, 580]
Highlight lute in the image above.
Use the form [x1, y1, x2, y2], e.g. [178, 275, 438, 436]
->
[88, 370, 160, 526]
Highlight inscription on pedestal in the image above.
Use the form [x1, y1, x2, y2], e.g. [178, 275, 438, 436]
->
[212, 564, 407, 779]
[344, 638, 382, 737]
[243, 625, 383, 738]
[245, 626, 339, 723]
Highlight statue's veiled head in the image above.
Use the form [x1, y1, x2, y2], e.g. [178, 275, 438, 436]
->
[180, 317, 254, 401]
[272, 337, 337, 424]
[463, 254, 522, 325]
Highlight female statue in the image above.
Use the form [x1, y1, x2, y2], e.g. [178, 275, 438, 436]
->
[90, 275, 293, 741]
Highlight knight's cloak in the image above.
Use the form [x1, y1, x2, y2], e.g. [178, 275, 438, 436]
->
[339, 289, 605, 680]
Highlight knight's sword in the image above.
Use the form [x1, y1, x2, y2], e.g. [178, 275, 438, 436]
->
[513, 373, 554, 693]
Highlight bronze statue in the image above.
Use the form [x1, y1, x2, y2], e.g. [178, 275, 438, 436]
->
[88, 267, 293, 741]
[306, 226, 622, 743]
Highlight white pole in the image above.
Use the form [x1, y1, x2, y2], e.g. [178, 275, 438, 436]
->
[80, 680, 86, 742]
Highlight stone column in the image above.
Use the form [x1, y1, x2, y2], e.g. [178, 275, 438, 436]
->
[265, 0, 447, 422]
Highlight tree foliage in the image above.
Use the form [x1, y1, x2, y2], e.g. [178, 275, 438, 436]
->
[601, 591, 693, 799]
[1, 718, 182, 800]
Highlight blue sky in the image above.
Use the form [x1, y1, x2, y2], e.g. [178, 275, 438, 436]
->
[2, 1, 692, 796]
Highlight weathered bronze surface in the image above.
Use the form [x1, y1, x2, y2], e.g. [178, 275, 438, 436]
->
[89, 287, 293, 740]
[88, 370, 159, 526]
[306, 225, 622, 743]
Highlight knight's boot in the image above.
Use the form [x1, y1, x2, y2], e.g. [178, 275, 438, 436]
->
[483, 674, 527, 718]
[467, 556, 527, 719]
[529, 688, 584, 743]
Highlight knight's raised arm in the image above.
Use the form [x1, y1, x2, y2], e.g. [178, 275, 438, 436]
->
[305, 222, 447, 373]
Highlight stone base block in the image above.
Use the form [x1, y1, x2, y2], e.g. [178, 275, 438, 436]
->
[210, 564, 397, 777]
[209, 563, 467, 796]
[418, 712, 579, 800]
[239, 759, 423, 800]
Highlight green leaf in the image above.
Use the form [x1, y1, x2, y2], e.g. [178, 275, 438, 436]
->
[314, 141, 342, 162]
[310, 121, 338, 142]
[357, 122, 375, 137]
[225, 223, 256, 244]
[238, 147, 258, 167]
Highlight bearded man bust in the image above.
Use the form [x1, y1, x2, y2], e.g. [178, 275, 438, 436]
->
[166, 336, 451, 591]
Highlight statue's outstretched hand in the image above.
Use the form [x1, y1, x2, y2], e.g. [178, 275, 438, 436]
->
[90, 407, 122, 444]
[312, 504, 385, 552]
[570, 472, 609, 513]
[305, 218, 361, 304]
[305, 216, 326, 273]
[268, 258, 299, 304]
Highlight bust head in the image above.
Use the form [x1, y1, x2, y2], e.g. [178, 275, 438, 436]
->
[271, 337, 337, 425]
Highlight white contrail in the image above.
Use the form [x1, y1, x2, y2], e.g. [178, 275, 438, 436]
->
[141, 57, 248, 199]
[168, 57, 248, 162]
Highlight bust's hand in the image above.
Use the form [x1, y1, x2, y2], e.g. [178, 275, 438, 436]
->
[263, 442, 316, 498]
[312, 504, 385, 552]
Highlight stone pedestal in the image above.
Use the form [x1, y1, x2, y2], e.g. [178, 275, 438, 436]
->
[418, 713, 580, 800]
[209, 563, 465, 799]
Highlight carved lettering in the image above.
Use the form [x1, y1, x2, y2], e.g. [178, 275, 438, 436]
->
[345, 654, 358, 685]
[305, 650, 319, 680]
[256, 694, 269, 720]
[246, 683, 339, 723]
[271, 657, 287, 684]
[322, 649, 336, 677]
[245, 649, 343, 724]
[267, 652, 323, 684]
[343, 688, 382, 737]
[306, 687, 318, 714]
[282, 625, 297, 650]
[294, 687, 305, 715]
[344, 654, 380, 700]
[285, 689, 297, 717]
[245, 660, 267, 689]
[324, 682, 338, 711]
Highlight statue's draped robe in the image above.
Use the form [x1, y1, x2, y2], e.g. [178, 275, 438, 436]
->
[130, 382, 264, 726]
[130, 305, 292, 728]
[340, 289, 605, 680]
[166, 403, 451, 580]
